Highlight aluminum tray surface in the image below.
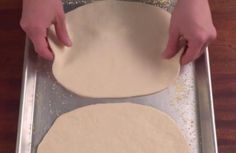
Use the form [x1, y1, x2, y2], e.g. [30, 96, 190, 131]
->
[16, 1, 218, 153]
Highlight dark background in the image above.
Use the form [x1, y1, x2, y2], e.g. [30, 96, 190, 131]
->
[0, 0, 235, 152]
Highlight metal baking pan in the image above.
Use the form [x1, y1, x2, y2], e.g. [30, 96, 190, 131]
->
[16, 1, 218, 153]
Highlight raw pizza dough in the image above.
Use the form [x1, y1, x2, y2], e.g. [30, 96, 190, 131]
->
[48, 1, 182, 98]
[37, 103, 189, 153]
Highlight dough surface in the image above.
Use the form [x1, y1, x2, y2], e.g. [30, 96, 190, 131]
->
[48, 1, 181, 98]
[37, 103, 189, 153]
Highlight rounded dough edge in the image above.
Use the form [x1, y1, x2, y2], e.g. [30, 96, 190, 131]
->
[37, 102, 190, 153]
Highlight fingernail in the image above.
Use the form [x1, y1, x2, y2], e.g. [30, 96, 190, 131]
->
[47, 54, 54, 61]
[66, 38, 72, 46]
[161, 51, 166, 58]
[161, 51, 169, 59]
[67, 38, 72, 46]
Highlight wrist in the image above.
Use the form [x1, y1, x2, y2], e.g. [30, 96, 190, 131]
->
[177, 0, 209, 4]
[177, 0, 210, 9]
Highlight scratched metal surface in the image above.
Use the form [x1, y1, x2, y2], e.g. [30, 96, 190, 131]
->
[16, 1, 218, 153]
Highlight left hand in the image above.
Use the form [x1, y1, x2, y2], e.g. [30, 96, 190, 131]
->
[162, 0, 217, 65]
[20, 0, 72, 60]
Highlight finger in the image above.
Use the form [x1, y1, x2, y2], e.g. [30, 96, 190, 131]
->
[31, 35, 54, 60]
[196, 43, 207, 59]
[55, 15, 72, 47]
[181, 41, 203, 65]
[209, 27, 217, 42]
[162, 27, 180, 59]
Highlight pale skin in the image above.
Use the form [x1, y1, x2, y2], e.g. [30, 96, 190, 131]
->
[20, 0, 216, 65]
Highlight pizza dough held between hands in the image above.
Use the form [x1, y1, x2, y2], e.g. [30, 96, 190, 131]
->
[37, 103, 189, 153]
[48, 1, 181, 98]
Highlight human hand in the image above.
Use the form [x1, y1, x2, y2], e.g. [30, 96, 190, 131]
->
[162, 0, 217, 65]
[20, 0, 72, 60]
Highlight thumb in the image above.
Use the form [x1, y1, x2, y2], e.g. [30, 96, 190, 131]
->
[162, 28, 180, 59]
[54, 15, 72, 47]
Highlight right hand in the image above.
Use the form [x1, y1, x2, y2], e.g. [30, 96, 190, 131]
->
[20, 0, 72, 60]
[162, 0, 216, 65]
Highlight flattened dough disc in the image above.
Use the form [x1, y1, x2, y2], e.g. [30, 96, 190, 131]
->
[48, 1, 181, 98]
[37, 103, 189, 153]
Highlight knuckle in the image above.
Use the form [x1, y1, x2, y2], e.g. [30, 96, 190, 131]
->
[210, 28, 217, 40]
[24, 24, 44, 37]
[56, 11, 65, 21]
[20, 19, 42, 32]
[194, 30, 208, 44]
[20, 19, 27, 31]
[193, 27, 217, 44]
